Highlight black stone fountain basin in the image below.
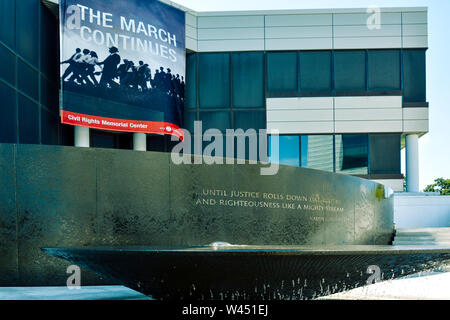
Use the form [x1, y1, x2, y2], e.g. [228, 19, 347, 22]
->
[42, 245, 450, 300]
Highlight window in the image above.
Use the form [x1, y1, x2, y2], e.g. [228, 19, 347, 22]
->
[269, 135, 300, 167]
[40, 5, 59, 78]
[233, 111, 265, 131]
[41, 108, 59, 145]
[147, 134, 167, 152]
[267, 52, 298, 93]
[185, 54, 197, 110]
[18, 94, 39, 144]
[90, 130, 133, 149]
[17, 59, 39, 101]
[60, 124, 74, 147]
[183, 111, 196, 134]
[403, 50, 426, 102]
[0, 44, 15, 86]
[40, 76, 59, 114]
[16, 0, 39, 67]
[299, 51, 332, 93]
[267, 134, 399, 176]
[198, 53, 230, 109]
[0, 0, 15, 49]
[334, 50, 366, 92]
[232, 52, 264, 108]
[0, 82, 16, 143]
[369, 134, 401, 175]
[300, 135, 334, 172]
[368, 50, 401, 91]
[335, 134, 368, 175]
[199, 111, 231, 133]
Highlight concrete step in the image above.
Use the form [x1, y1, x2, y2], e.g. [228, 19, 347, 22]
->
[396, 228, 450, 235]
[396, 233, 450, 237]
[394, 236, 450, 241]
[393, 228, 450, 246]
[393, 241, 450, 246]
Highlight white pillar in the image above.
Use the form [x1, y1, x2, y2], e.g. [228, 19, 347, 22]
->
[74, 126, 90, 148]
[133, 133, 147, 151]
[406, 134, 419, 193]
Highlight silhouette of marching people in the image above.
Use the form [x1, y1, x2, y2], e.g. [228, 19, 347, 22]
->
[61, 46, 185, 101]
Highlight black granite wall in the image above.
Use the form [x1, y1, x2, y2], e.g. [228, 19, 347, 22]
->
[0, 143, 394, 286]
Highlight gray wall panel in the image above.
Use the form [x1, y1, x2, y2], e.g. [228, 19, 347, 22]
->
[267, 109, 334, 122]
[267, 121, 334, 134]
[198, 39, 265, 52]
[186, 25, 198, 40]
[198, 27, 264, 40]
[334, 25, 401, 37]
[186, 12, 197, 28]
[265, 26, 332, 39]
[334, 36, 402, 49]
[265, 38, 333, 51]
[333, 12, 402, 25]
[403, 36, 428, 48]
[189, 9, 427, 52]
[402, 12, 428, 24]
[265, 14, 332, 27]
[186, 37, 198, 51]
[402, 24, 428, 36]
[198, 15, 264, 28]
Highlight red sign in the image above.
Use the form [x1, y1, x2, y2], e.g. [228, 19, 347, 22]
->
[61, 110, 184, 140]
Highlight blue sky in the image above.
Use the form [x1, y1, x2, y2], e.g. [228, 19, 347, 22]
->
[172, 0, 450, 190]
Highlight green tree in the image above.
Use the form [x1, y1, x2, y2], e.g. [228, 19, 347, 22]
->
[424, 178, 450, 195]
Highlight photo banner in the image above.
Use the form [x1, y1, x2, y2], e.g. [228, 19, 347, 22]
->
[59, 0, 186, 139]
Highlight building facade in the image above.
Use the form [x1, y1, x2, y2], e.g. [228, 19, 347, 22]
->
[0, 0, 429, 192]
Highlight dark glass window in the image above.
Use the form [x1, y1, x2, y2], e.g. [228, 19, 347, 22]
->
[267, 52, 298, 93]
[117, 133, 133, 150]
[18, 94, 39, 144]
[232, 52, 264, 108]
[41, 108, 59, 145]
[90, 131, 132, 150]
[269, 135, 300, 167]
[147, 134, 167, 152]
[16, 0, 39, 67]
[185, 54, 197, 110]
[369, 134, 401, 175]
[335, 134, 368, 175]
[368, 50, 401, 91]
[40, 5, 59, 78]
[0, 81, 17, 143]
[17, 59, 39, 101]
[300, 135, 334, 172]
[183, 111, 196, 134]
[198, 53, 230, 109]
[403, 50, 426, 102]
[91, 130, 116, 149]
[233, 111, 265, 131]
[199, 111, 231, 133]
[60, 123, 74, 147]
[334, 50, 366, 92]
[0, 0, 15, 49]
[40, 77, 59, 114]
[299, 51, 332, 93]
[0, 44, 15, 86]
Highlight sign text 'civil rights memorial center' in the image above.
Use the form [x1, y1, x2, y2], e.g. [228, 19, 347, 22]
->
[59, 0, 185, 139]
